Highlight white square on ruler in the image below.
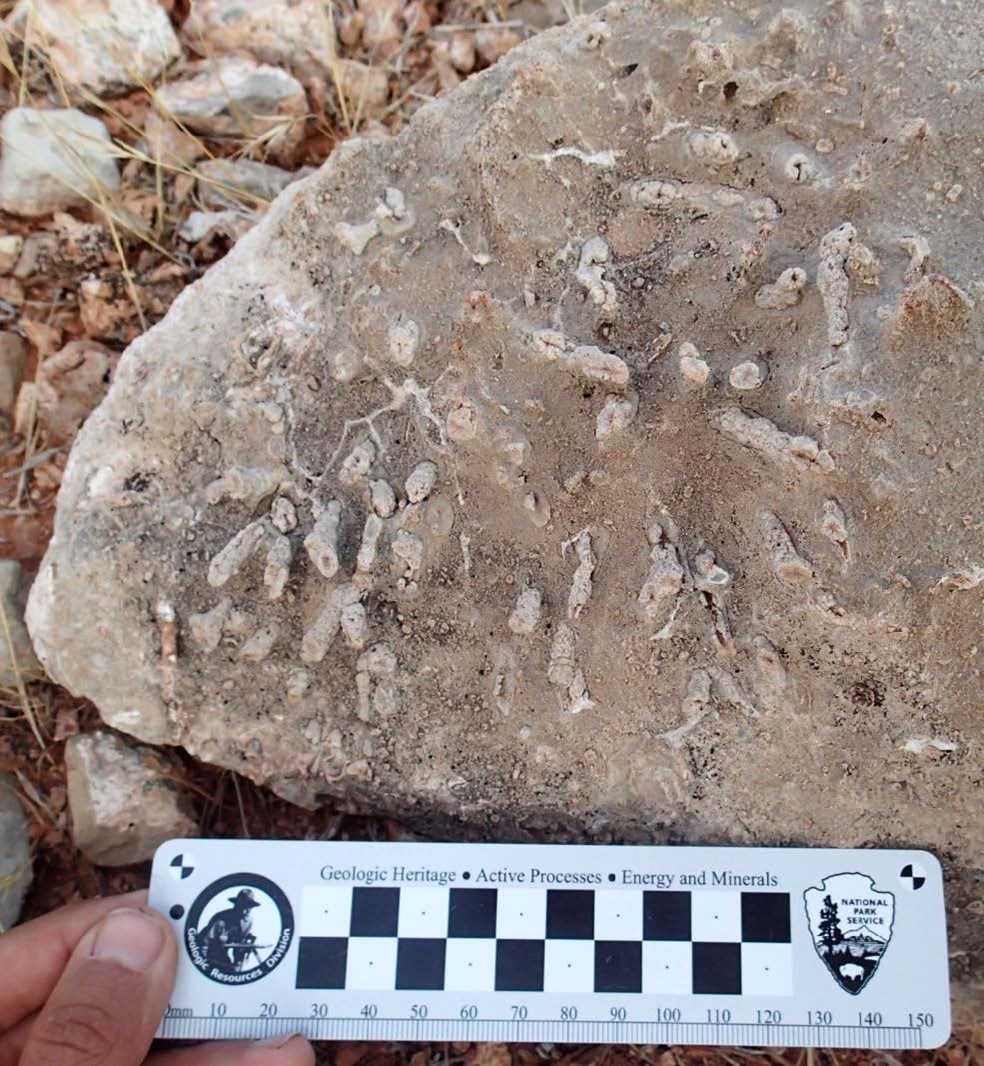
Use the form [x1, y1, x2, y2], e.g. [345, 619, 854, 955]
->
[544, 940, 595, 994]
[444, 938, 497, 992]
[594, 891, 643, 940]
[300, 885, 353, 937]
[642, 941, 692, 995]
[496, 888, 547, 938]
[397, 886, 450, 937]
[346, 937, 398, 990]
[691, 891, 742, 942]
[741, 943, 793, 996]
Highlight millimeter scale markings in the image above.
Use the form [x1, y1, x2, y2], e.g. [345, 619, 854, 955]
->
[149, 840, 950, 1049]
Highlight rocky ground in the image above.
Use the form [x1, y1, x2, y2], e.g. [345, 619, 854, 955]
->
[0, 0, 980, 1063]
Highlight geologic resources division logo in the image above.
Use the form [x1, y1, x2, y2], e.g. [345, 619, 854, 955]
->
[804, 872, 895, 995]
[185, 872, 294, 985]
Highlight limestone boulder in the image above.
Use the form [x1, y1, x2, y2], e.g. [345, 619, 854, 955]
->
[65, 731, 198, 866]
[26, 0, 984, 983]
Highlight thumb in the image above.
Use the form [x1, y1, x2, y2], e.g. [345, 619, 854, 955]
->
[20, 905, 177, 1066]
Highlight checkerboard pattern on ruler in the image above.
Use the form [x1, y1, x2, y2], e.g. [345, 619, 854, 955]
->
[294, 888, 793, 995]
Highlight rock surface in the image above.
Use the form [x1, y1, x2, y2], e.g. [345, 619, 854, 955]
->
[5, 0, 181, 96]
[154, 56, 307, 156]
[0, 774, 32, 930]
[26, 0, 984, 980]
[183, 0, 336, 83]
[0, 108, 120, 217]
[65, 731, 197, 866]
[0, 560, 40, 685]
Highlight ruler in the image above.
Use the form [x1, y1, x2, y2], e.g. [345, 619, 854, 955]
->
[149, 840, 950, 1049]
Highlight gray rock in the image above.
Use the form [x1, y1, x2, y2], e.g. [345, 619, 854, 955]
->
[196, 158, 299, 211]
[0, 774, 32, 931]
[183, 0, 337, 82]
[5, 0, 181, 97]
[0, 108, 120, 217]
[0, 234, 23, 274]
[0, 331, 27, 421]
[25, 0, 984, 982]
[154, 56, 307, 156]
[0, 560, 40, 686]
[65, 731, 197, 866]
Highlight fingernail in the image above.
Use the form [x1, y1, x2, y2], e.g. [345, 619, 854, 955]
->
[254, 1032, 302, 1049]
[91, 907, 165, 971]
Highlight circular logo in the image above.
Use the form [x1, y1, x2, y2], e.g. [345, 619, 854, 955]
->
[899, 862, 926, 891]
[185, 872, 294, 985]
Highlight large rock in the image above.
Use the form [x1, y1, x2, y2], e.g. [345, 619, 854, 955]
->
[5, 0, 181, 96]
[0, 108, 120, 218]
[65, 731, 198, 866]
[26, 0, 984, 982]
[0, 774, 32, 930]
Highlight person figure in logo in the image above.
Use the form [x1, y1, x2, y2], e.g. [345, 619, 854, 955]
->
[201, 887, 261, 971]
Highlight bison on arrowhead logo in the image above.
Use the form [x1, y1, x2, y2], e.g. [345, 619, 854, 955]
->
[804, 873, 895, 995]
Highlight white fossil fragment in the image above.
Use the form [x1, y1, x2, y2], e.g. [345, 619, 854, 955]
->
[264, 533, 293, 600]
[508, 587, 542, 635]
[548, 622, 593, 715]
[188, 598, 231, 652]
[903, 736, 958, 754]
[678, 341, 711, 386]
[304, 501, 343, 579]
[239, 623, 279, 662]
[335, 218, 380, 255]
[639, 522, 685, 621]
[686, 129, 739, 167]
[659, 668, 712, 748]
[819, 498, 851, 562]
[817, 221, 856, 346]
[934, 567, 983, 591]
[716, 407, 835, 473]
[596, 391, 638, 439]
[388, 315, 420, 367]
[529, 329, 630, 389]
[729, 360, 765, 390]
[270, 495, 298, 533]
[576, 236, 617, 315]
[523, 491, 551, 529]
[340, 601, 369, 649]
[405, 460, 438, 503]
[205, 466, 280, 507]
[692, 546, 732, 591]
[356, 513, 385, 573]
[754, 267, 807, 309]
[339, 439, 376, 486]
[301, 583, 361, 663]
[392, 529, 424, 582]
[368, 478, 397, 517]
[760, 512, 813, 583]
[207, 520, 268, 587]
[752, 634, 787, 691]
[566, 529, 596, 620]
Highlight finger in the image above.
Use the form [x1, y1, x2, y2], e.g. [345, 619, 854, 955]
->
[19, 904, 177, 1066]
[0, 890, 147, 1031]
[146, 1034, 315, 1066]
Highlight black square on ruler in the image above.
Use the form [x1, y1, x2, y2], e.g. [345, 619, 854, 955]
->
[741, 892, 791, 943]
[643, 891, 691, 940]
[495, 939, 545, 991]
[448, 888, 498, 938]
[295, 937, 347, 989]
[546, 889, 594, 939]
[594, 940, 642, 994]
[692, 942, 742, 995]
[350, 886, 400, 936]
[396, 938, 447, 990]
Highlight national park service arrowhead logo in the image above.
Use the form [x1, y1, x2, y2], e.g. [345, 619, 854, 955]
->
[804, 873, 895, 995]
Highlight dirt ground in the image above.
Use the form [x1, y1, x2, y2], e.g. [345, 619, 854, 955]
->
[0, 0, 980, 1062]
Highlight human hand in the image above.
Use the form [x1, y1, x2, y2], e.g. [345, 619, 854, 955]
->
[0, 891, 315, 1066]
